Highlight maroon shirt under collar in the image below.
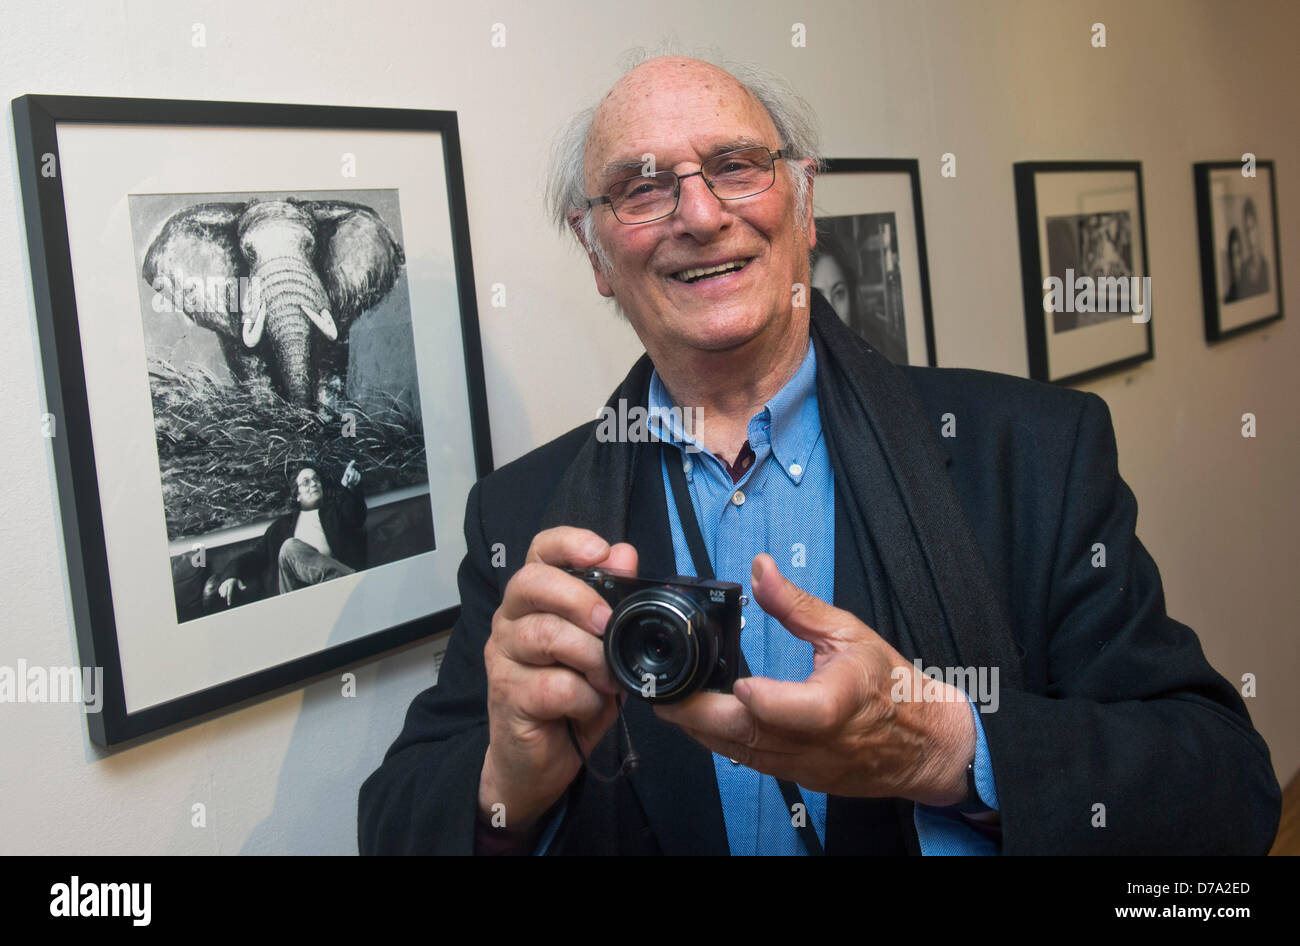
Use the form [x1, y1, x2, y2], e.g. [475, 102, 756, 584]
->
[722, 441, 756, 484]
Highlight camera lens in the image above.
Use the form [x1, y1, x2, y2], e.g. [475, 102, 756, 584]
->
[605, 587, 717, 702]
[643, 629, 675, 667]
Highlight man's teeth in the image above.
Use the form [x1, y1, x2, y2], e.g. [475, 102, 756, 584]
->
[673, 259, 749, 283]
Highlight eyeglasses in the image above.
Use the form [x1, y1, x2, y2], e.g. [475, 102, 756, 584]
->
[586, 146, 786, 225]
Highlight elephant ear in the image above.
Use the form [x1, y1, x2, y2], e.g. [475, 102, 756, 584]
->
[302, 200, 406, 323]
[141, 202, 248, 337]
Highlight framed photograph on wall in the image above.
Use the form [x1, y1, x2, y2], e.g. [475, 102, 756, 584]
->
[813, 159, 936, 366]
[1194, 159, 1284, 341]
[1013, 161, 1154, 385]
[12, 95, 492, 746]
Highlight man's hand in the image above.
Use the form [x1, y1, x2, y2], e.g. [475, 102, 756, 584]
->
[478, 527, 637, 834]
[217, 577, 246, 606]
[654, 553, 977, 808]
[340, 460, 360, 489]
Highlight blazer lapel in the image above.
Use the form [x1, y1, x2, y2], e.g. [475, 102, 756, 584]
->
[826, 486, 919, 855]
[622, 439, 730, 855]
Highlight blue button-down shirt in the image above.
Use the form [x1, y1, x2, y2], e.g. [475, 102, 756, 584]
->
[646, 340, 1000, 855]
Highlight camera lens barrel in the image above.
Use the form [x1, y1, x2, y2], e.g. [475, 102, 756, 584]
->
[604, 587, 718, 702]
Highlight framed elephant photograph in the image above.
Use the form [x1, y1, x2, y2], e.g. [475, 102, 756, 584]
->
[13, 95, 492, 746]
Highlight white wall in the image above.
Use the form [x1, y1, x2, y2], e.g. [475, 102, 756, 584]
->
[1, 0, 1295, 854]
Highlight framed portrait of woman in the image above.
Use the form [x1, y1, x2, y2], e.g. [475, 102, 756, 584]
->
[812, 158, 936, 367]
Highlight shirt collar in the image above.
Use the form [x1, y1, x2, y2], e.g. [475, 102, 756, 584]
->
[647, 338, 821, 486]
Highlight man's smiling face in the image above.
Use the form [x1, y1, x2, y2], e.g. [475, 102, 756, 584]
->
[578, 57, 815, 357]
[295, 468, 323, 510]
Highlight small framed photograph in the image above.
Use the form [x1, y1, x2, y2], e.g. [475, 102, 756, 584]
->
[1013, 161, 1154, 385]
[813, 159, 936, 366]
[1194, 160, 1284, 341]
[13, 95, 492, 745]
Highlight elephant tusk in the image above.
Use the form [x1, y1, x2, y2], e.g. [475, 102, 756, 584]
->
[301, 304, 338, 341]
[242, 299, 267, 348]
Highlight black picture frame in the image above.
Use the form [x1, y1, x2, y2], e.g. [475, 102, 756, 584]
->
[1013, 161, 1154, 385]
[814, 158, 937, 366]
[12, 94, 493, 746]
[1194, 159, 1284, 342]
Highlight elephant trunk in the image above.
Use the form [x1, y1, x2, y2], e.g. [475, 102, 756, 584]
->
[248, 254, 334, 406]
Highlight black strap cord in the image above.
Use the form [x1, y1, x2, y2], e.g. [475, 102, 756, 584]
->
[664, 444, 825, 856]
[566, 701, 638, 783]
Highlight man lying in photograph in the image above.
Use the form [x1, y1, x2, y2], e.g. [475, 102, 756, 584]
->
[215, 461, 367, 606]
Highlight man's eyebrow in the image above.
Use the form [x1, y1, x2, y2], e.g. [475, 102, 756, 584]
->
[596, 137, 769, 185]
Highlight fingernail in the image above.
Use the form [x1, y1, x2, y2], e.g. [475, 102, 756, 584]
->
[585, 538, 608, 558]
[751, 556, 764, 584]
[591, 603, 612, 635]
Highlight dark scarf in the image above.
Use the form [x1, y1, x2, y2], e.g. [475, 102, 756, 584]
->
[542, 291, 1023, 693]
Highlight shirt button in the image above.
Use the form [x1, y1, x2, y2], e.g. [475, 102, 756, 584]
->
[789, 463, 803, 477]
[731, 490, 745, 506]
[729, 758, 741, 765]
[682, 458, 692, 474]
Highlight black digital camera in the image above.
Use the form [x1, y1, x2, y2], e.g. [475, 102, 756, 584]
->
[567, 567, 743, 704]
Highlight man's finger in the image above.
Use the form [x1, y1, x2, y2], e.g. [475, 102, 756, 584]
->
[511, 665, 608, 723]
[750, 553, 859, 652]
[498, 562, 610, 635]
[653, 689, 812, 753]
[732, 660, 863, 733]
[501, 611, 620, 696]
[652, 689, 739, 731]
[595, 541, 638, 577]
[525, 526, 610, 568]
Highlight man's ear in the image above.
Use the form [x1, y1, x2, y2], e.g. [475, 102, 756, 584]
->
[567, 209, 615, 298]
[798, 159, 818, 249]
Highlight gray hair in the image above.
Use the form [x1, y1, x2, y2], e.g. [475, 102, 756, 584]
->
[544, 45, 823, 277]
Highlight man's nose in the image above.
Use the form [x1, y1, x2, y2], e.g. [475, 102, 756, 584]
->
[671, 172, 725, 236]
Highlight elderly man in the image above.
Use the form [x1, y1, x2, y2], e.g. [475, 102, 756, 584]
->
[358, 55, 1280, 855]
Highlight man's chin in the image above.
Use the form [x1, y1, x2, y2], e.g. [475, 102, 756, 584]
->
[620, 289, 789, 354]
[676, 305, 777, 352]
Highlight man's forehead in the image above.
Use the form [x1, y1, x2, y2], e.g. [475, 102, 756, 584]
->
[296, 469, 318, 482]
[584, 59, 776, 182]
[597, 134, 768, 177]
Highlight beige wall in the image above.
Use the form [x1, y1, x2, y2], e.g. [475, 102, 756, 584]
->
[1, 0, 1294, 853]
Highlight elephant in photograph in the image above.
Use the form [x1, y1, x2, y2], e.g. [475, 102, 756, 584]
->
[142, 197, 406, 410]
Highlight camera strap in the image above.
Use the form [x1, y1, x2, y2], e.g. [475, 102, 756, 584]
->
[663, 443, 825, 857]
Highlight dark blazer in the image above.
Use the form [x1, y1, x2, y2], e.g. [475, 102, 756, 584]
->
[226, 483, 367, 598]
[358, 365, 1281, 855]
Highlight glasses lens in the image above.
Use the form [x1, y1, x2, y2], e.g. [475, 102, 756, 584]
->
[704, 148, 774, 199]
[609, 173, 678, 223]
